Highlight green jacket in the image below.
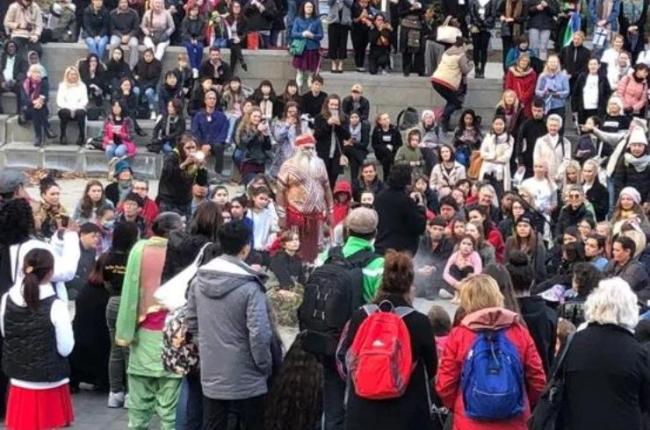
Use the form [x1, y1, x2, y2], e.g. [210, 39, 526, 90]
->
[318, 236, 384, 303]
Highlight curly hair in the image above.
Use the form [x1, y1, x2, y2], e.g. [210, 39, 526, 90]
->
[0, 198, 35, 245]
[79, 180, 107, 220]
[264, 335, 323, 430]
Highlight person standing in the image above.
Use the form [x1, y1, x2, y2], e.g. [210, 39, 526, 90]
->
[115, 213, 184, 430]
[276, 134, 334, 263]
[498, 0, 525, 72]
[327, 0, 353, 73]
[350, 0, 373, 72]
[290, 1, 323, 89]
[397, 0, 425, 76]
[314, 94, 352, 189]
[186, 220, 273, 430]
[466, 0, 496, 78]
[526, 0, 558, 61]
[560, 31, 591, 92]
[191, 90, 229, 180]
[3, 0, 44, 57]
[1, 249, 75, 430]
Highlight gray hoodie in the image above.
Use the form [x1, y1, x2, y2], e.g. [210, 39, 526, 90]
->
[187, 255, 272, 400]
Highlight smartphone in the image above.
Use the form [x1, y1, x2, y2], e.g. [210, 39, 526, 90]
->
[60, 215, 70, 229]
[330, 109, 340, 122]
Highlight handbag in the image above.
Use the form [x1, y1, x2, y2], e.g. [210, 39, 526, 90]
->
[155, 243, 212, 311]
[289, 38, 307, 56]
[528, 334, 575, 430]
[436, 16, 462, 44]
[467, 150, 483, 179]
[246, 32, 260, 49]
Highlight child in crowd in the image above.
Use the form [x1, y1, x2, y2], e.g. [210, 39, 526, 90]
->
[413, 174, 439, 215]
[269, 230, 307, 289]
[1, 249, 75, 430]
[246, 187, 279, 266]
[442, 235, 483, 301]
[427, 305, 451, 365]
[211, 185, 230, 205]
[231, 195, 255, 248]
[359, 190, 375, 207]
[395, 129, 425, 177]
[332, 180, 353, 227]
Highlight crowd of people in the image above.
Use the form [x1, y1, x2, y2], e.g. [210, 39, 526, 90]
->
[3, 0, 650, 429]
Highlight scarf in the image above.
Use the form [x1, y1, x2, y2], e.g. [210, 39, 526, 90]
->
[623, 0, 643, 25]
[22, 77, 42, 101]
[624, 152, 650, 172]
[173, 147, 199, 176]
[349, 123, 362, 143]
[510, 65, 533, 77]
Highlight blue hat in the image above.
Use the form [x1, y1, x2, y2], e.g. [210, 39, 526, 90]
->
[113, 160, 132, 178]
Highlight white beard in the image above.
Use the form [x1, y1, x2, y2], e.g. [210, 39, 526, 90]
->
[294, 149, 321, 177]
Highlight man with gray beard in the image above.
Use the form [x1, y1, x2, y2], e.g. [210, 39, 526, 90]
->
[276, 133, 333, 263]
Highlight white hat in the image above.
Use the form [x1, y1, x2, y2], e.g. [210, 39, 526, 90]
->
[628, 126, 648, 146]
[620, 186, 642, 205]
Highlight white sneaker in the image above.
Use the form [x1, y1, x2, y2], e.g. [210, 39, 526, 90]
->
[124, 393, 129, 409]
[150, 111, 157, 120]
[107, 391, 125, 408]
[438, 289, 454, 300]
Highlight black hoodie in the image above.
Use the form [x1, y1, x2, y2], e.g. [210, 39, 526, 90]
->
[515, 116, 547, 177]
[517, 295, 558, 375]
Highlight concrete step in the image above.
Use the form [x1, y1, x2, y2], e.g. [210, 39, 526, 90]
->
[1, 92, 59, 116]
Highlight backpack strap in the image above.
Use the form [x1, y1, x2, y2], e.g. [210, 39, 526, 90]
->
[394, 306, 415, 319]
[362, 304, 379, 316]
[345, 248, 378, 268]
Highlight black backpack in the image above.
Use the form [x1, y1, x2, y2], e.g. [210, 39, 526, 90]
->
[396, 107, 419, 131]
[298, 247, 377, 356]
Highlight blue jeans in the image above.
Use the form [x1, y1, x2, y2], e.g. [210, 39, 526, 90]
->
[175, 375, 203, 430]
[105, 143, 128, 159]
[225, 113, 239, 145]
[134, 86, 157, 109]
[184, 41, 204, 70]
[161, 140, 174, 154]
[85, 36, 109, 58]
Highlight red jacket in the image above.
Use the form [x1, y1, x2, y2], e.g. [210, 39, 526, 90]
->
[332, 180, 352, 226]
[436, 308, 546, 430]
[504, 67, 538, 119]
[102, 118, 136, 157]
[486, 224, 505, 263]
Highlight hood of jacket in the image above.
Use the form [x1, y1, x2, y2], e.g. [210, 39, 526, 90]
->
[461, 307, 521, 331]
[333, 180, 352, 199]
[196, 255, 267, 299]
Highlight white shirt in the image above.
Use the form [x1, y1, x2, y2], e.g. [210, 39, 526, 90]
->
[246, 206, 279, 251]
[56, 81, 89, 111]
[0, 283, 74, 389]
[583, 74, 600, 110]
[3, 56, 15, 82]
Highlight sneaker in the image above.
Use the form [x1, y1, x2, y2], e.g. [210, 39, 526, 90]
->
[107, 391, 125, 408]
[150, 110, 157, 120]
[438, 289, 454, 300]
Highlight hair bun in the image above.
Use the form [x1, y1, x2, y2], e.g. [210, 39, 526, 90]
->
[507, 250, 530, 267]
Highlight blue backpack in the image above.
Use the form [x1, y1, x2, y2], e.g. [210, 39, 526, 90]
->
[460, 329, 525, 421]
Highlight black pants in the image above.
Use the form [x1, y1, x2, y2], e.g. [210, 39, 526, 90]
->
[402, 51, 424, 76]
[24, 106, 49, 141]
[421, 147, 438, 177]
[328, 24, 349, 60]
[471, 30, 491, 72]
[350, 26, 369, 68]
[228, 41, 246, 72]
[210, 143, 226, 174]
[369, 50, 390, 74]
[432, 82, 462, 130]
[11, 36, 42, 58]
[58, 108, 86, 141]
[324, 156, 341, 190]
[202, 394, 265, 430]
[322, 357, 346, 430]
[502, 35, 514, 72]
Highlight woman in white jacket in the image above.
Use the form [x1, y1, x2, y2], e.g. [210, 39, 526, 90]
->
[429, 143, 466, 197]
[533, 113, 572, 186]
[478, 115, 514, 197]
[56, 66, 88, 146]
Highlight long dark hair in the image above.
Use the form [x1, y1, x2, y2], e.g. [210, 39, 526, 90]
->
[79, 180, 106, 220]
[190, 201, 223, 242]
[21, 249, 54, 311]
[88, 221, 139, 287]
[0, 198, 35, 245]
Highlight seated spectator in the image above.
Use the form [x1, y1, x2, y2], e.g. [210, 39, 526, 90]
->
[82, 0, 110, 59]
[105, 47, 133, 95]
[20, 64, 53, 148]
[173, 53, 193, 97]
[44, 0, 76, 42]
[342, 84, 370, 123]
[157, 134, 209, 219]
[108, 0, 141, 68]
[605, 235, 650, 303]
[180, 1, 207, 75]
[395, 129, 425, 178]
[556, 185, 595, 237]
[558, 261, 602, 327]
[73, 180, 114, 225]
[252, 80, 282, 121]
[191, 90, 229, 178]
[140, 0, 175, 60]
[371, 112, 402, 180]
[115, 192, 147, 237]
[300, 74, 327, 119]
[4, 0, 44, 57]
[199, 47, 232, 89]
[130, 179, 160, 229]
[269, 230, 306, 289]
[105, 160, 133, 207]
[343, 110, 371, 181]
[505, 54, 538, 118]
[352, 160, 385, 202]
[78, 53, 107, 115]
[468, 204, 505, 263]
[148, 99, 186, 154]
[0, 40, 28, 116]
[157, 71, 183, 116]
[452, 109, 483, 168]
[442, 235, 482, 298]
[111, 77, 146, 137]
[133, 48, 162, 120]
[57, 66, 88, 146]
[102, 100, 136, 162]
[429, 143, 466, 197]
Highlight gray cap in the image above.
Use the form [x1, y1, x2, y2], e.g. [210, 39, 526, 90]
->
[0, 170, 25, 194]
[345, 207, 379, 235]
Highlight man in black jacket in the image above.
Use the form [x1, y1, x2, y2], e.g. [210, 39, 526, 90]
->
[300, 75, 328, 120]
[374, 164, 427, 255]
[198, 47, 232, 89]
[341, 83, 370, 123]
[0, 40, 28, 115]
[516, 98, 547, 178]
[108, 0, 140, 68]
[414, 216, 453, 299]
[560, 31, 591, 92]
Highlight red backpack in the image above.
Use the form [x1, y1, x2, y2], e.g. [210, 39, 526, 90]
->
[346, 302, 415, 400]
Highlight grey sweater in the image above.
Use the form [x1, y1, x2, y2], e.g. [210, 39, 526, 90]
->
[187, 255, 272, 400]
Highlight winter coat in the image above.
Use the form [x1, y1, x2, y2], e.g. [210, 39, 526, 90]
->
[157, 151, 209, 207]
[505, 237, 547, 283]
[431, 45, 473, 91]
[535, 72, 570, 113]
[105, 59, 132, 88]
[486, 224, 506, 263]
[199, 60, 232, 86]
[243, 0, 278, 31]
[82, 5, 110, 38]
[161, 230, 221, 283]
[584, 179, 609, 221]
[371, 125, 402, 165]
[505, 67, 538, 118]
[314, 114, 352, 162]
[338, 294, 436, 430]
[56, 82, 88, 112]
[134, 58, 162, 90]
[533, 133, 572, 183]
[436, 307, 546, 430]
[559, 43, 591, 79]
[240, 129, 272, 165]
[109, 7, 139, 37]
[588, 0, 620, 32]
[555, 203, 594, 236]
[605, 259, 650, 303]
[375, 185, 427, 255]
[394, 145, 425, 177]
[342, 95, 371, 122]
[151, 114, 186, 148]
[180, 15, 206, 42]
[343, 121, 371, 166]
[479, 132, 515, 191]
[332, 180, 352, 226]
[515, 117, 546, 175]
[466, 0, 497, 30]
[102, 118, 136, 156]
[571, 72, 610, 117]
[352, 177, 385, 202]
[269, 250, 306, 289]
[612, 153, 650, 201]
[617, 74, 648, 113]
[429, 162, 467, 194]
[187, 255, 273, 400]
[561, 323, 650, 430]
[526, 0, 558, 30]
[327, 0, 354, 25]
[516, 295, 557, 375]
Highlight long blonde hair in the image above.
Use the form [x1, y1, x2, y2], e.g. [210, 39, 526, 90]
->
[459, 274, 505, 314]
[61, 66, 81, 88]
[542, 54, 561, 75]
[496, 89, 520, 111]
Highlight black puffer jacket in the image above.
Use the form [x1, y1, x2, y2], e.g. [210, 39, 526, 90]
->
[613, 154, 650, 203]
[161, 230, 222, 283]
[526, 0, 558, 30]
[375, 185, 427, 255]
[555, 203, 594, 237]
